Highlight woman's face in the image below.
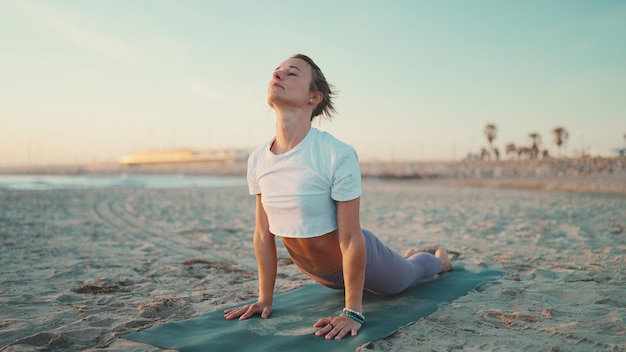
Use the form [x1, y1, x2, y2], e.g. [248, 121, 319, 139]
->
[267, 57, 315, 110]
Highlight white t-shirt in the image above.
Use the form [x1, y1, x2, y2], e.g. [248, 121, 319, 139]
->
[247, 127, 362, 238]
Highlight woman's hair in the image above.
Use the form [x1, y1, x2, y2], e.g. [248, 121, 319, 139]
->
[290, 54, 336, 121]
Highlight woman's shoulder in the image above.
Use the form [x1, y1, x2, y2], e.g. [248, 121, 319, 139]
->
[247, 138, 273, 164]
[311, 128, 356, 154]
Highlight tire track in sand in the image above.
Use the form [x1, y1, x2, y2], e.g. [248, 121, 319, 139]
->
[92, 192, 230, 262]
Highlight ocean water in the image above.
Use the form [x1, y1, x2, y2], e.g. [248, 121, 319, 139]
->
[0, 174, 247, 190]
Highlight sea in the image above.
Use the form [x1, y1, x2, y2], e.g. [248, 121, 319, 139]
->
[0, 174, 248, 190]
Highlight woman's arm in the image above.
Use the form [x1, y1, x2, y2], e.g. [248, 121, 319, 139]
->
[224, 194, 277, 320]
[315, 197, 366, 339]
[253, 194, 278, 310]
[337, 197, 366, 314]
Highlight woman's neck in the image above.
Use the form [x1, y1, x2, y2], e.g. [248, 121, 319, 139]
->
[272, 110, 311, 154]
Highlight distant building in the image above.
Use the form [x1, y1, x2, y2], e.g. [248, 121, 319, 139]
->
[119, 148, 249, 165]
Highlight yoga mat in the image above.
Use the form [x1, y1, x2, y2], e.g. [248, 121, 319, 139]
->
[123, 267, 503, 351]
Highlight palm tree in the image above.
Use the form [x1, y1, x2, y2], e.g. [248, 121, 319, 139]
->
[551, 127, 569, 157]
[484, 124, 497, 159]
[528, 132, 541, 159]
[505, 143, 516, 159]
[518, 146, 531, 159]
[480, 147, 489, 160]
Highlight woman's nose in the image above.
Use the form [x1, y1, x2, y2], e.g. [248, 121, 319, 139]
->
[272, 70, 282, 79]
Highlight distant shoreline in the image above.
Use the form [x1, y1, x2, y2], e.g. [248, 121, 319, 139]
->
[1, 156, 624, 194]
[1, 156, 623, 178]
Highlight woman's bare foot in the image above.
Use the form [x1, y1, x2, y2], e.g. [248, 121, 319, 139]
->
[404, 248, 419, 258]
[435, 248, 453, 272]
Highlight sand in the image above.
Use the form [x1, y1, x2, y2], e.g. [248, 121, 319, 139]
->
[1, 178, 625, 351]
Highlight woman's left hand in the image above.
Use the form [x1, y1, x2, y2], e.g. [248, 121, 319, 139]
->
[313, 315, 362, 340]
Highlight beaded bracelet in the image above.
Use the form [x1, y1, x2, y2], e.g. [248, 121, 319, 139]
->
[340, 308, 365, 324]
[343, 308, 365, 320]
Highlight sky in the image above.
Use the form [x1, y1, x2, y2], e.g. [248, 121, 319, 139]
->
[1, 0, 625, 166]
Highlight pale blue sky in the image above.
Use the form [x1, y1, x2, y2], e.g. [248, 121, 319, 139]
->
[1, 0, 625, 166]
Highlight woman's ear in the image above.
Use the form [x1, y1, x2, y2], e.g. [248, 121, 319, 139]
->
[310, 91, 323, 105]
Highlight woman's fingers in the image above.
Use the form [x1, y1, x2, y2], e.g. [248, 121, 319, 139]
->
[314, 318, 334, 337]
[223, 305, 244, 315]
[240, 304, 262, 320]
[313, 317, 332, 328]
[223, 305, 248, 320]
[314, 316, 361, 340]
[260, 305, 272, 319]
[224, 303, 272, 320]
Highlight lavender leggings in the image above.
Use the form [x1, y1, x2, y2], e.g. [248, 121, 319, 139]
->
[293, 229, 443, 295]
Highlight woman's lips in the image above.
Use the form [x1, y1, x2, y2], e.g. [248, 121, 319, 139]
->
[269, 81, 284, 89]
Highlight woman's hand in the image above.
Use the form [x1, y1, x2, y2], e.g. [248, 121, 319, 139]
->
[313, 315, 362, 340]
[224, 302, 272, 320]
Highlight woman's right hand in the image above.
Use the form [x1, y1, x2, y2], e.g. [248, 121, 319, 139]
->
[224, 301, 273, 320]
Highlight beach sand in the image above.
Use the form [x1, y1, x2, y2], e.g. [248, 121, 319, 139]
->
[1, 178, 624, 351]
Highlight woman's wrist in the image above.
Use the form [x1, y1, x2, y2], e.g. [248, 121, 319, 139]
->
[340, 307, 365, 324]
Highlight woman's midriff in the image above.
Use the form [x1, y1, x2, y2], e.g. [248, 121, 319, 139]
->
[281, 230, 343, 274]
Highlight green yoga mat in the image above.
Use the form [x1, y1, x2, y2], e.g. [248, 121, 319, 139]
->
[123, 267, 503, 351]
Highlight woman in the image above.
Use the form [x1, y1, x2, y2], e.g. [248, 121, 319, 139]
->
[224, 54, 452, 340]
